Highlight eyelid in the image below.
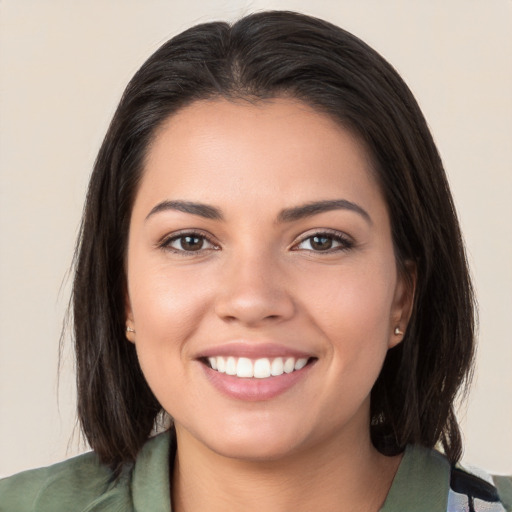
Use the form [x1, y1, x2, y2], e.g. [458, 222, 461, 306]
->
[156, 228, 353, 254]
[291, 228, 354, 251]
[157, 229, 220, 253]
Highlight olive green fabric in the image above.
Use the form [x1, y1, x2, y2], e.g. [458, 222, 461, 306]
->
[494, 475, 512, 511]
[0, 432, 500, 511]
[381, 444, 450, 510]
[0, 433, 171, 511]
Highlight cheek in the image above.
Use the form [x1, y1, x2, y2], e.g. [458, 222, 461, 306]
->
[299, 259, 397, 340]
[298, 258, 397, 393]
[129, 258, 211, 331]
[304, 264, 396, 407]
[126, 259, 216, 385]
[126, 268, 211, 415]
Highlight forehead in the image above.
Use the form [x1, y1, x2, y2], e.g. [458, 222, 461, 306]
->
[135, 97, 386, 220]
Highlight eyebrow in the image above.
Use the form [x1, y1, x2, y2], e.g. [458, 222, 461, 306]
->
[277, 199, 372, 225]
[145, 200, 223, 221]
[145, 198, 371, 224]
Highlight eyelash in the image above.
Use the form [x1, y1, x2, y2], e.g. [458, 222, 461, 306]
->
[291, 230, 354, 253]
[158, 230, 219, 255]
[158, 229, 354, 255]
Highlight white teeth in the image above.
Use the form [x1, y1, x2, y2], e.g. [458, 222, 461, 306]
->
[226, 356, 236, 375]
[216, 356, 226, 373]
[254, 358, 271, 379]
[284, 357, 295, 374]
[270, 357, 284, 376]
[236, 357, 253, 378]
[294, 358, 308, 370]
[207, 355, 310, 379]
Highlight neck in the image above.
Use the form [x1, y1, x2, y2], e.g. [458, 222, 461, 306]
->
[171, 426, 401, 512]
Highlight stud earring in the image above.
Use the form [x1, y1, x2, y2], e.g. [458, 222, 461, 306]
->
[394, 326, 403, 336]
[126, 326, 136, 333]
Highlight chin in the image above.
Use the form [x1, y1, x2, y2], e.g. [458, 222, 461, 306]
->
[179, 413, 312, 462]
[210, 435, 305, 462]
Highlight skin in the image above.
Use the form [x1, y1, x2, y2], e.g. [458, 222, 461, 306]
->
[125, 98, 414, 512]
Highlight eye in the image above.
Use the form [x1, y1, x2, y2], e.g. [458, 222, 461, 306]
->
[159, 231, 219, 254]
[293, 231, 354, 252]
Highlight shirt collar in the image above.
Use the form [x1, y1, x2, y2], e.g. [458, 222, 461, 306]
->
[381, 444, 451, 511]
[129, 433, 450, 512]
[131, 430, 175, 511]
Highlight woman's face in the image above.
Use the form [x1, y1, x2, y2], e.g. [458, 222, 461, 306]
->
[126, 98, 411, 461]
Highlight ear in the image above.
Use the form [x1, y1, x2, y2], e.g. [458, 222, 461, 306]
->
[125, 292, 136, 344]
[388, 261, 416, 349]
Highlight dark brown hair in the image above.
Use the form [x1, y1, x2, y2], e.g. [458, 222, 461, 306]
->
[73, 10, 475, 471]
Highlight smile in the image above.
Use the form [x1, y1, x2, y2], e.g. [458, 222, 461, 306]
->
[206, 356, 311, 379]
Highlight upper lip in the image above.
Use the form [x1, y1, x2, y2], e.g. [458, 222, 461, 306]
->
[196, 342, 316, 360]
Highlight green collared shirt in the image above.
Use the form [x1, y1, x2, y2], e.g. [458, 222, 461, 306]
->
[1, 432, 510, 511]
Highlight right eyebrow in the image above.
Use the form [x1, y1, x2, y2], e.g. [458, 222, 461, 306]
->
[145, 200, 224, 222]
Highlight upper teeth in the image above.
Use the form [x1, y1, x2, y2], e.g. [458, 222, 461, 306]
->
[207, 356, 309, 379]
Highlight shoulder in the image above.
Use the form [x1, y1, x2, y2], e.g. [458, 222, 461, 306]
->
[0, 451, 126, 512]
[493, 476, 512, 512]
[0, 432, 172, 512]
[449, 464, 512, 512]
[382, 445, 511, 512]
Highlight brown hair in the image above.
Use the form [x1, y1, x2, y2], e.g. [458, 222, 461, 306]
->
[73, 10, 475, 471]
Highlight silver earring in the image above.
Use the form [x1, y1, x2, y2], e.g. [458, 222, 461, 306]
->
[126, 326, 136, 333]
[394, 326, 403, 336]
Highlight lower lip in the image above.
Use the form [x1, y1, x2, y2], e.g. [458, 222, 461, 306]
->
[201, 362, 314, 401]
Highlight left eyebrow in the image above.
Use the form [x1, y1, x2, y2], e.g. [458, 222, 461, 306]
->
[277, 199, 372, 225]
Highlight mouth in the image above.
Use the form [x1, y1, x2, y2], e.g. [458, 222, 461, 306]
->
[201, 355, 317, 379]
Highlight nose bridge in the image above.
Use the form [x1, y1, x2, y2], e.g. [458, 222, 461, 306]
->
[214, 243, 295, 326]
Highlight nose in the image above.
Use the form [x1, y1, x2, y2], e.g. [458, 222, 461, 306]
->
[214, 252, 296, 327]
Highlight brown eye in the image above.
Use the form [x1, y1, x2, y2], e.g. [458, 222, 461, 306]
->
[310, 235, 333, 251]
[179, 235, 204, 251]
[162, 232, 217, 253]
[294, 231, 354, 253]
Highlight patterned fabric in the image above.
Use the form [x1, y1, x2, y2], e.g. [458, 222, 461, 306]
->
[448, 466, 508, 512]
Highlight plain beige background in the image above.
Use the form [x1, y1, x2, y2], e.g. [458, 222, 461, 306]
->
[0, 0, 511, 478]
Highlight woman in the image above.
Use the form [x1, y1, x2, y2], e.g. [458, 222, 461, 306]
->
[1, 10, 510, 512]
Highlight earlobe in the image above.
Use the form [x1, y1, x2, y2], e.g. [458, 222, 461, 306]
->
[125, 292, 136, 344]
[389, 324, 405, 349]
[125, 324, 136, 343]
[389, 261, 416, 348]
[393, 326, 404, 336]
